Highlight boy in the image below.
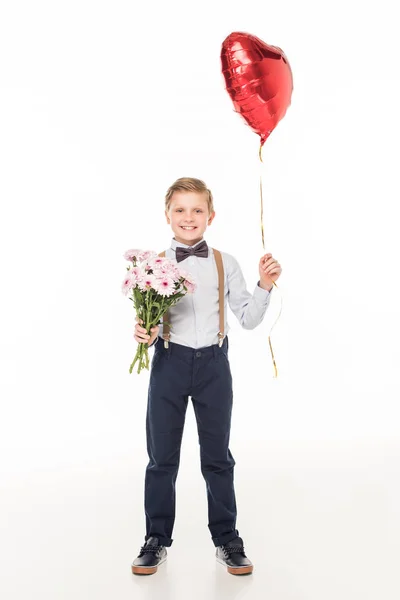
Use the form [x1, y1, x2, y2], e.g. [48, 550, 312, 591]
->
[131, 177, 282, 576]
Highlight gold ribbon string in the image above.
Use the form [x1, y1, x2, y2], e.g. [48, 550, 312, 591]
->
[259, 142, 283, 378]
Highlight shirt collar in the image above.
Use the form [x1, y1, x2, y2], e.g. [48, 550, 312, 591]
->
[170, 237, 206, 252]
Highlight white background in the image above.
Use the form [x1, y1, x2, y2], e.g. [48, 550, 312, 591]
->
[1, 1, 399, 598]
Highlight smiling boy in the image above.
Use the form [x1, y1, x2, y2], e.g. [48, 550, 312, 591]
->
[131, 177, 282, 576]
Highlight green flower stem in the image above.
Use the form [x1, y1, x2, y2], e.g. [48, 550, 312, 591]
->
[128, 288, 188, 375]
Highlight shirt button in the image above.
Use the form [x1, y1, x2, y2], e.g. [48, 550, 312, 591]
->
[196, 351, 201, 358]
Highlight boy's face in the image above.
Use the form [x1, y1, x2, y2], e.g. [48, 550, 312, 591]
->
[165, 191, 215, 246]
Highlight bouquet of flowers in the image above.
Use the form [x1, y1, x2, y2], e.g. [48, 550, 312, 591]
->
[122, 249, 196, 374]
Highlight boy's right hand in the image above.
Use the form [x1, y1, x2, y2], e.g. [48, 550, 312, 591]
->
[134, 317, 159, 346]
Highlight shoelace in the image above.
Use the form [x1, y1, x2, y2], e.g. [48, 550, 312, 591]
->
[223, 544, 246, 556]
[139, 544, 161, 556]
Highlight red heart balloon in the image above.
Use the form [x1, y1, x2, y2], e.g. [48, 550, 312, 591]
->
[221, 32, 293, 146]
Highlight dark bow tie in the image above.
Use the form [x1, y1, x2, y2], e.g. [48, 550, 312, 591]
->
[175, 240, 209, 263]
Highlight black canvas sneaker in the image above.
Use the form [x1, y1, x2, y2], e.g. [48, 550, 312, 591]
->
[131, 536, 167, 575]
[216, 536, 253, 575]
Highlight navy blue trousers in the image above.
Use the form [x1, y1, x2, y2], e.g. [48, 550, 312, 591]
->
[143, 335, 240, 547]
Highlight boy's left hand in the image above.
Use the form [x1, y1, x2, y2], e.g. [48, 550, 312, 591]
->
[259, 253, 282, 291]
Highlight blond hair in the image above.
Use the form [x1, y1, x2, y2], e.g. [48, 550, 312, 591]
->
[165, 177, 214, 214]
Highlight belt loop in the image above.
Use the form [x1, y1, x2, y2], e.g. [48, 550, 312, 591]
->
[213, 344, 218, 360]
[221, 334, 228, 352]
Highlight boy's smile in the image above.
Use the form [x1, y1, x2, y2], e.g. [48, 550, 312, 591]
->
[166, 191, 215, 246]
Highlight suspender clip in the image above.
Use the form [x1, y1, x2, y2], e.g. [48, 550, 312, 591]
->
[163, 333, 170, 349]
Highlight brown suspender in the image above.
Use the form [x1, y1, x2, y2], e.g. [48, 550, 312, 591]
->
[214, 249, 225, 347]
[158, 249, 225, 348]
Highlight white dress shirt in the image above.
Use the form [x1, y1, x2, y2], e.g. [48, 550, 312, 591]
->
[151, 237, 272, 349]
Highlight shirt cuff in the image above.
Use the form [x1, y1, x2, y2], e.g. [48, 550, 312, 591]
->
[148, 336, 159, 348]
[255, 280, 272, 300]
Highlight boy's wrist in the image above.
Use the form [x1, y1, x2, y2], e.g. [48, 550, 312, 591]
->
[258, 280, 273, 292]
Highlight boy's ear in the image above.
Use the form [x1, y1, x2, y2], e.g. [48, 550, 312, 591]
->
[208, 211, 216, 225]
[165, 210, 170, 224]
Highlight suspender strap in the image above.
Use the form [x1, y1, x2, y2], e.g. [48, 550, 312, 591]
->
[158, 248, 225, 348]
[213, 249, 225, 347]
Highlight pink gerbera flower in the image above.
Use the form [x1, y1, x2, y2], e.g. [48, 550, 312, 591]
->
[123, 249, 141, 262]
[183, 279, 196, 294]
[129, 266, 144, 284]
[137, 274, 156, 292]
[148, 256, 168, 270]
[159, 260, 180, 278]
[153, 275, 175, 297]
[138, 250, 158, 263]
[121, 275, 133, 295]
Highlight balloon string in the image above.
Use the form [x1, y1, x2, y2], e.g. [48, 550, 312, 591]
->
[259, 144, 265, 250]
[259, 142, 283, 378]
[268, 280, 282, 378]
